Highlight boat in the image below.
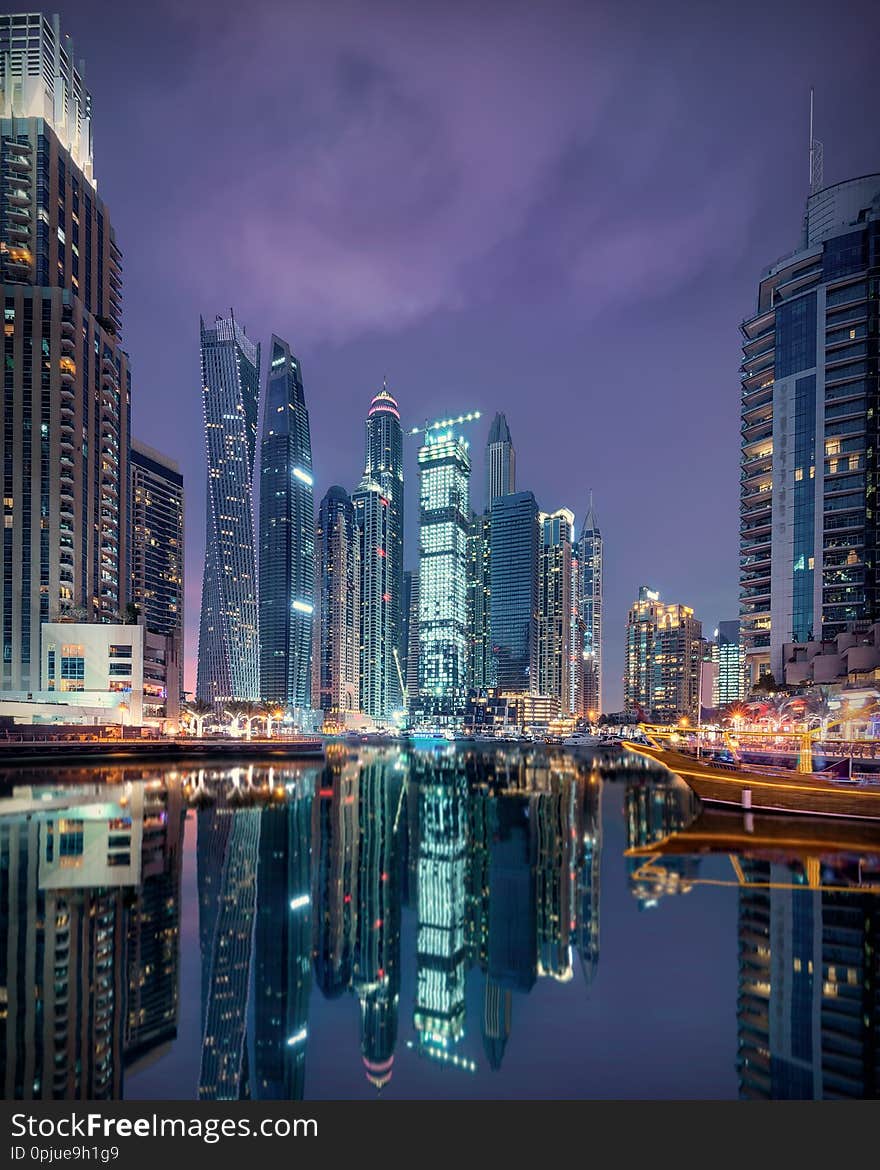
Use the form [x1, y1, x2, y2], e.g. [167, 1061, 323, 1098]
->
[562, 732, 604, 748]
[622, 735, 880, 820]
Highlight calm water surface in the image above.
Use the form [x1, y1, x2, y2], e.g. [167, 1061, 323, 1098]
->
[1, 744, 878, 1100]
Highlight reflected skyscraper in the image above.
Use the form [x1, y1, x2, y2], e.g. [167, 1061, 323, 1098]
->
[311, 755, 359, 998]
[481, 978, 512, 1071]
[197, 798, 261, 1099]
[259, 336, 314, 708]
[624, 774, 699, 908]
[487, 791, 536, 993]
[125, 780, 186, 1065]
[253, 780, 315, 1100]
[354, 755, 403, 1089]
[534, 777, 576, 981]
[575, 774, 602, 986]
[0, 790, 141, 1099]
[738, 864, 880, 1099]
[197, 314, 260, 704]
[413, 760, 469, 1063]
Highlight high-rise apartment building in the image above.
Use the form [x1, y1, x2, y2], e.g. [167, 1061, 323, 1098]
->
[577, 494, 602, 715]
[624, 585, 702, 721]
[129, 441, 184, 699]
[196, 313, 260, 704]
[0, 13, 130, 691]
[353, 474, 393, 720]
[417, 423, 471, 722]
[740, 173, 880, 687]
[489, 491, 538, 693]
[466, 510, 491, 691]
[360, 383, 404, 716]
[258, 336, 314, 708]
[314, 485, 359, 715]
[537, 508, 574, 714]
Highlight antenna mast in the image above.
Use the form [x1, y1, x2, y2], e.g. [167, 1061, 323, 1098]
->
[809, 88, 823, 195]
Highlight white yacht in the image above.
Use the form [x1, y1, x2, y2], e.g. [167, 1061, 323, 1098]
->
[562, 731, 604, 748]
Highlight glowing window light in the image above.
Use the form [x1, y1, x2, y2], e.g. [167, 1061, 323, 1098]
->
[286, 1028, 308, 1047]
[292, 599, 313, 614]
[293, 467, 313, 486]
[289, 894, 310, 911]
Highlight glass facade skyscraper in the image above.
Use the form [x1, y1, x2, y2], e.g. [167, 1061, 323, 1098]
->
[577, 493, 602, 715]
[485, 411, 515, 506]
[538, 508, 574, 714]
[716, 619, 744, 706]
[0, 13, 130, 692]
[489, 491, 538, 693]
[129, 441, 184, 700]
[360, 383, 404, 718]
[197, 313, 260, 705]
[417, 424, 471, 722]
[739, 173, 880, 686]
[314, 485, 359, 715]
[258, 336, 314, 708]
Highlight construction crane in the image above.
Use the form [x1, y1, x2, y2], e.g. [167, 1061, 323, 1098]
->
[408, 411, 481, 438]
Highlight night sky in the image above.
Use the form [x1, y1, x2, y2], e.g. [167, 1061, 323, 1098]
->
[49, 0, 879, 707]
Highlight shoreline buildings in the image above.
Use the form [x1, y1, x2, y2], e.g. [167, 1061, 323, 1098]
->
[0, 13, 130, 692]
[258, 336, 314, 708]
[196, 313, 260, 705]
[314, 485, 359, 717]
[417, 418, 472, 724]
[739, 172, 880, 689]
[624, 586, 702, 722]
[354, 384, 404, 722]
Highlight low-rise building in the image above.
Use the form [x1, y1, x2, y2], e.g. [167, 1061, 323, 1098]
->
[782, 621, 880, 688]
[0, 621, 179, 729]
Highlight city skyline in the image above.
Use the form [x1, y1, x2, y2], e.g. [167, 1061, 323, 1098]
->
[39, 0, 878, 711]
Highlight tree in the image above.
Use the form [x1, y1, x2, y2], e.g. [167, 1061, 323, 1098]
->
[183, 698, 214, 737]
[124, 602, 141, 625]
[237, 701, 266, 741]
[223, 700, 247, 737]
[751, 672, 777, 696]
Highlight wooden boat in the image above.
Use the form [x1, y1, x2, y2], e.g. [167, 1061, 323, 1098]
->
[626, 805, 880, 859]
[621, 737, 880, 820]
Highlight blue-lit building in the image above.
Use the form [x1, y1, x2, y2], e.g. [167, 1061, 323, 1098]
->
[489, 491, 539, 693]
[417, 423, 472, 722]
[197, 313, 260, 704]
[739, 173, 880, 687]
[259, 336, 314, 708]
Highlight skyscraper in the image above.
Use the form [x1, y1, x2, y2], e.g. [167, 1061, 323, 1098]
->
[259, 336, 314, 708]
[362, 383, 404, 716]
[466, 510, 491, 691]
[314, 486, 359, 715]
[578, 493, 603, 715]
[489, 491, 539, 693]
[538, 508, 574, 714]
[196, 313, 260, 705]
[129, 441, 184, 699]
[405, 568, 420, 709]
[739, 172, 880, 688]
[0, 13, 130, 691]
[716, 619, 744, 706]
[624, 585, 702, 722]
[417, 423, 471, 722]
[353, 475, 393, 720]
[485, 411, 516, 506]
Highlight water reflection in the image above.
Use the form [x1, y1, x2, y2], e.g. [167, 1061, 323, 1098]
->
[0, 746, 877, 1100]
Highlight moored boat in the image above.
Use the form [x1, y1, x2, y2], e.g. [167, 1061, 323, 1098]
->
[622, 737, 880, 820]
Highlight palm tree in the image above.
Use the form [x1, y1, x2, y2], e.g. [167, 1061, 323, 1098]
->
[237, 701, 266, 741]
[264, 706, 286, 739]
[183, 698, 214, 738]
[223, 700, 248, 737]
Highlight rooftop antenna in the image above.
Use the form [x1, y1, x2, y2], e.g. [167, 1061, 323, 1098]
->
[809, 88, 823, 195]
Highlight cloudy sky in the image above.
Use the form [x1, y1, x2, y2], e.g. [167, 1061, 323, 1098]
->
[54, 0, 878, 707]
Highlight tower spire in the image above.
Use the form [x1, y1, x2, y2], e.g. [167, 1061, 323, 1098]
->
[809, 88, 823, 195]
